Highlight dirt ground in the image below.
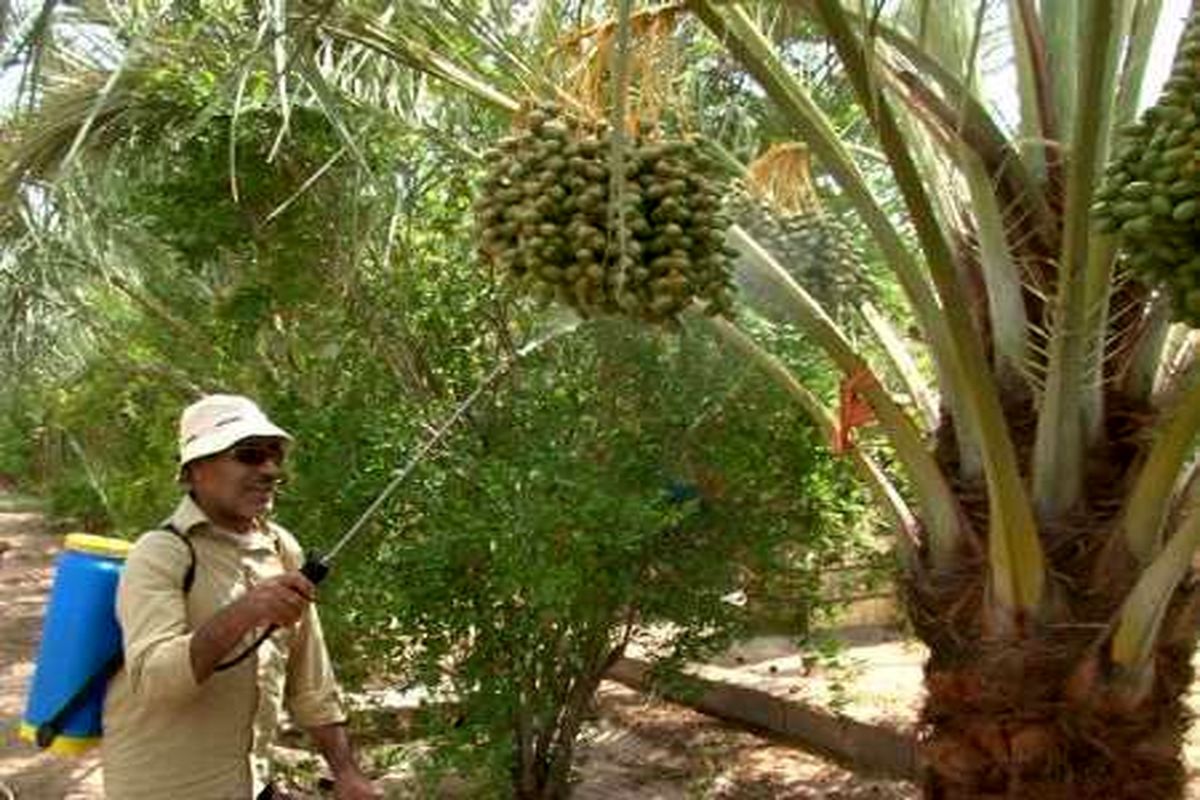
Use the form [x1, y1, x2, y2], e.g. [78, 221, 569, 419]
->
[7, 498, 1194, 798]
[0, 508, 107, 799]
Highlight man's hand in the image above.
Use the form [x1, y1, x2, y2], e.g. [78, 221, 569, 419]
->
[332, 767, 383, 800]
[190, 571, 315, 683]
[308, 724, 381, 800]
[239, 572, 316, 628]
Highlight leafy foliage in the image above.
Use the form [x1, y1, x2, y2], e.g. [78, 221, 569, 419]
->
[331, 319, 872, 795]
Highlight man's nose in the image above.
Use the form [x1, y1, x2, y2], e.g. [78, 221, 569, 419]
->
[258, 457, 284, 476]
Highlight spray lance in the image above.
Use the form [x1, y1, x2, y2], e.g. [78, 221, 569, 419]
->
[31, 318, 578, 750]
[212, 317, 581, 671]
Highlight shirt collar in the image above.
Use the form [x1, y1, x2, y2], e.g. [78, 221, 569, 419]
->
[166, 494, 277, 551]
[165, 494, 210, 536]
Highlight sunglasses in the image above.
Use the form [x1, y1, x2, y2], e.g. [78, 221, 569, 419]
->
[228, 443, 287, 467]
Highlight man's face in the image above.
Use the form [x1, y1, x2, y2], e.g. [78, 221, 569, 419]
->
[186, 437, 287, 532]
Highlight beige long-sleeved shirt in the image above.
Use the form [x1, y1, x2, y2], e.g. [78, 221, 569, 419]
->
[102, 495, 345, 799]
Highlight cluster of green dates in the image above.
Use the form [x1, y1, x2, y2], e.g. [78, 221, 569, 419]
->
[1093, 14, 1200, 326]
[726, 188, 868, 309]
[474, 104, 736, 324]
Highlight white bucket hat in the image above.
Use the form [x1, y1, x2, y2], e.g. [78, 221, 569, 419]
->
[178, 394, 292, 467]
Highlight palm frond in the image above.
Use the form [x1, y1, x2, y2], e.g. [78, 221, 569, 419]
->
[313, 8, 521, 112]
[1111, 470, 1200, 691]
[1031, 0, 1125, 518]
[1122, 372, 1200, 561]
[730, 222, 967, 563]
[686, 0, 953, 385]
[1006, 0, 1060, 181]
[813, 0, 1045, 615]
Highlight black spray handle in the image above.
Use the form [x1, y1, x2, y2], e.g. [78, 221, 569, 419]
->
[214, 551, 331, 672]
[300, 550, 330, 585]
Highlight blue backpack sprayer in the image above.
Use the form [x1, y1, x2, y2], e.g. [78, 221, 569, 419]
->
[21, 323, 575, 754]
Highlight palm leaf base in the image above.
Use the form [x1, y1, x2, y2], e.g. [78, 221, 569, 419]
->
[907, 564, 1198, 799]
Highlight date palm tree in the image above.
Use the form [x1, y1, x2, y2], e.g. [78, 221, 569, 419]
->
[690, 1, 1200, 797]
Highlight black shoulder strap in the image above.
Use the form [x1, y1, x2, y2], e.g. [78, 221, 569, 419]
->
[162, 522, 196, 593]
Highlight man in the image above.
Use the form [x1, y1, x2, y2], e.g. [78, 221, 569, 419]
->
[102, 394, 381, 799]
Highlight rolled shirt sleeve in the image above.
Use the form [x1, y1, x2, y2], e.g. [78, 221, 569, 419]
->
[116, 531, 201, 704]
[275, 528, 347, 729]
[285, 603, 347, 727]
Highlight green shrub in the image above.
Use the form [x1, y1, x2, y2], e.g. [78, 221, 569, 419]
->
[329, 320, 872, 798]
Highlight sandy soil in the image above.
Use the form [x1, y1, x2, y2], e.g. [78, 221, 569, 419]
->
[0, 509, 106, 799]
[571, 683, 915, 799]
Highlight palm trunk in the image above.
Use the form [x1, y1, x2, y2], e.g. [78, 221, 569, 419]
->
[916, 602, 1195, 798]
[909, 397, 1200, 799]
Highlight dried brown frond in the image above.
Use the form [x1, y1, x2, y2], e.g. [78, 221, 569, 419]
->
[553, 4, 684, 133]
[744, 143, 821, 215]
